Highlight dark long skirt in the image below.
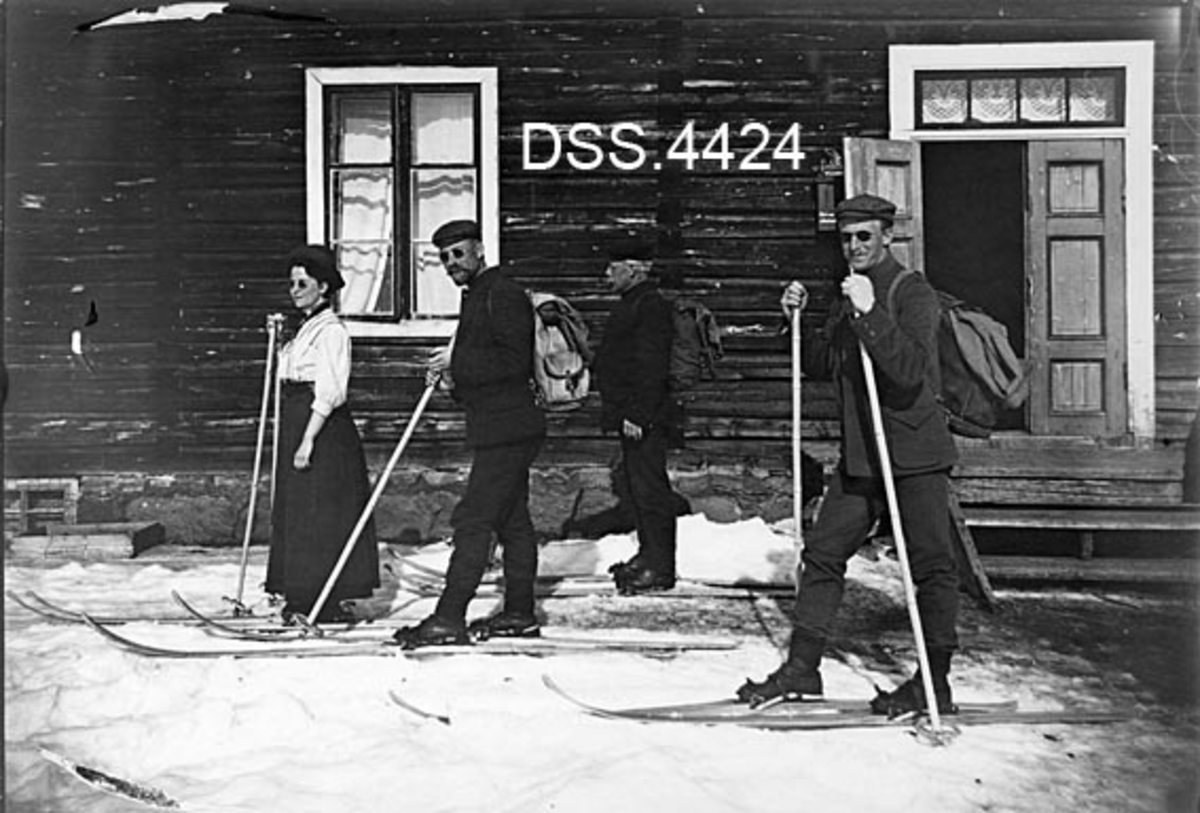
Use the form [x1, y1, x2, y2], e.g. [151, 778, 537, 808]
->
[266, 383, 379, 619]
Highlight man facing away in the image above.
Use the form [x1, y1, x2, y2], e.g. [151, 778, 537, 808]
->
[595, 237, 682, 595]
[737, 194, 962, 717]
[392, 219, 547, 648]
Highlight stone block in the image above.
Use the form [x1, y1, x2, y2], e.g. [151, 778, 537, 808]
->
[127, 495, 239, 546]
[9, 522, 166, 560]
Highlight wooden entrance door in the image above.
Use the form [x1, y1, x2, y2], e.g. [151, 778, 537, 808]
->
[1027, 139, 1127, 436]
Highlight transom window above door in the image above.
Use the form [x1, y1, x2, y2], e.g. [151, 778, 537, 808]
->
[916, 69, 1124, 129]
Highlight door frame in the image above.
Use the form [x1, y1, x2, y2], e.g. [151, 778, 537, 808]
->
[888, 41, 1155, 442]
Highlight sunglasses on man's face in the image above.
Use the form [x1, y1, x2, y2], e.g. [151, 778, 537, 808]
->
[438, 246, 470, 263]
[839, 230, 877, 244]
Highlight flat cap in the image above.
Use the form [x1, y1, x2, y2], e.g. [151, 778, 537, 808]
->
[286, 244, 343, 292]
[605, 235, 655, 262]
[431, 219, 482, 248]
[835, 194, 897, 227]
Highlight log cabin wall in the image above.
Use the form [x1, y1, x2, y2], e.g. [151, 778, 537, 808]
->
[3, 1, 1197, 541]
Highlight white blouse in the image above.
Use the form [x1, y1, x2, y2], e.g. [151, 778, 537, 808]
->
[276, 309, 351, 417]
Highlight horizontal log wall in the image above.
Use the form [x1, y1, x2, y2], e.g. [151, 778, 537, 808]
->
[3, 1, 1197, 510]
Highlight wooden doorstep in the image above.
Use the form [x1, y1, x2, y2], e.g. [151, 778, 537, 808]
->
[981, 555, 1200, 584]
[964, 506, 1200, 533]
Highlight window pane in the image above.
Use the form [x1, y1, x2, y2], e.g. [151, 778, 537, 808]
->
[413, 243, 460, 317]
[1020, 77, 1065, 123]
[332, 169, 395, 315]
[1069, 76, 1118, 122]
[412, 92, 475, 165]
[336, 244, 394, 315]
[970, 78, 1016, 123]
[334, 95, 392, 164]
[412, 168, 476, 316]
[1049, 239, 1102, 337]
[921, 79, 967, 124]
[412, 169, 477, 237]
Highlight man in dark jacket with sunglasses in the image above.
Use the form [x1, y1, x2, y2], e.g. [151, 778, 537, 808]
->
[392, 219, 546, 648]
[737, 194, 960, 718]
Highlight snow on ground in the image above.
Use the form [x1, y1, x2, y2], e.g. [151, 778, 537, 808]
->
[5, 515, 1198, 813]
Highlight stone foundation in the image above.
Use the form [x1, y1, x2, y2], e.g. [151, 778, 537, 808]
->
[60, 462, 802, 547]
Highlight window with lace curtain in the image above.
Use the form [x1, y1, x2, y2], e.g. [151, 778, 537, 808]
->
[305, 67, 498, 336]
[916, 69, 1123, 129]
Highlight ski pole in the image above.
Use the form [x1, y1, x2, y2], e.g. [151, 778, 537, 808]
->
[270, 318, 283, 513]
[233, 313, 282, 612]
[790, 306, 805, 573]
[857, 341, 950, 742]
[302, 334, 457, 629]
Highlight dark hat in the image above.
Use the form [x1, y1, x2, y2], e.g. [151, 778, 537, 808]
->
[431, 219, 482, 249]
[286, 245, 343, 292]
[835, 194, 897, 227]
[605, 235, 654, 262]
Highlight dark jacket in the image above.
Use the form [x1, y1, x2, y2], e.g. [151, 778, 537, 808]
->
[450, 267, 546, 449]
[596, 279, 675, 433]
[805, 253, 958, 477]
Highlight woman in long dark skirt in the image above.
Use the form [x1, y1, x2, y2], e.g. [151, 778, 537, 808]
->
[266, 245, 379, 622]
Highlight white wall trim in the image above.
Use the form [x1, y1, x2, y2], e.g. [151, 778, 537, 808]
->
[889, 41, 1155, 441]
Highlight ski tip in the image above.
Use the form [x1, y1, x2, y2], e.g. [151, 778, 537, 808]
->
[37, 746, 73, 770]
[38, 745, 183, 809]
[388, 690, 451, 725]
[540, 674, 586, 709]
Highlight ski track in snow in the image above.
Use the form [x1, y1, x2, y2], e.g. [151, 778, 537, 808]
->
[5, 516, 1196, 812]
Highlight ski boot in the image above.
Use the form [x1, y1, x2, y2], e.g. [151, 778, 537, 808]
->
[607, 553, 645, 584]
[737, 631, 825, 708]
[468, 609, 541, 640]
[390, 614, 469, 649]
[870, 649, 957, 718]
[615, 562, 676, 595]
[736, 661, 824, 708]
[281, 599, 354, 626]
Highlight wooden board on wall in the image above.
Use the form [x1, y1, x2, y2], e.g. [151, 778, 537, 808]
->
[3, 0, 1195, 491]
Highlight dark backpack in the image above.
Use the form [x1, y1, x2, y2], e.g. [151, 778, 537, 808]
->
[665, 296, 724, 393]
[887, 270, 1029, 438]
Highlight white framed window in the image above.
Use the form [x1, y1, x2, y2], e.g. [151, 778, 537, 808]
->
[889, 41, 1155, 440]
[305, 66, 499, 338]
